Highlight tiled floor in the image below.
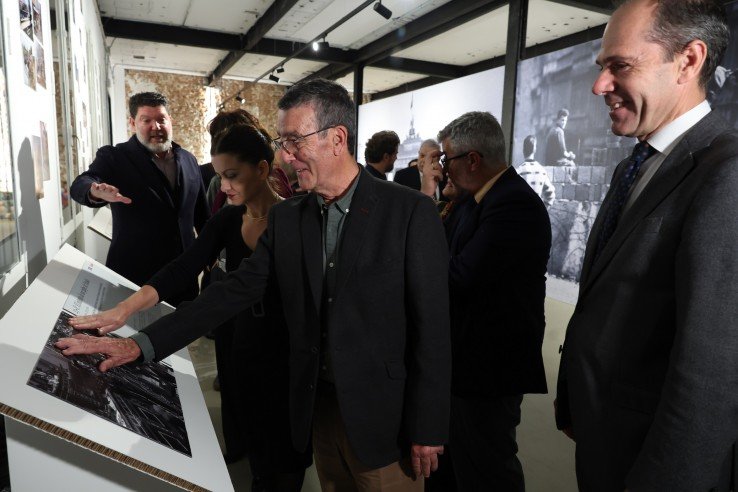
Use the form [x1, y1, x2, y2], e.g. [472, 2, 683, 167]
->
[188, 297, 578, 491]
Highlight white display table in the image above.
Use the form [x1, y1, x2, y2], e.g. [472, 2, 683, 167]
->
[0, 244, 233, 491]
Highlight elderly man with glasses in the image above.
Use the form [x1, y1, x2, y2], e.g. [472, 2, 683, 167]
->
[57, 79, 451, 492]
[438, 111, 551, 491]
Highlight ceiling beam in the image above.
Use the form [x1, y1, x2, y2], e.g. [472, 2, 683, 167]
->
[101, 17, 241, 50]
[370, 77, 448, 101]
[372, 57, 464, 79]
[302, 0, 507, 82]
[208, 0, 300, 86]
[371, 55, 506, 101]
[100, 17, 465, 81]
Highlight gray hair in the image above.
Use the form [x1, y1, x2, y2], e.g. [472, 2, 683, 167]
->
[420, 139, 440, 150]
[619, 0, 729, 88]
[437, 112, 506, 168]
[278, 78, 356, 155]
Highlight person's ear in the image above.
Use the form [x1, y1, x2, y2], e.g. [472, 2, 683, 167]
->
[128, 116, 135, 132]
[468, 151, 483, 172]
[332, 126, 348, 156]
[258, 160, 270, 178]
[677, 39, 707, 86]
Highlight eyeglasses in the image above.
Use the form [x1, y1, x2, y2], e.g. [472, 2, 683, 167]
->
[272, 126, 335, 154]
[439, 151, 482, 168]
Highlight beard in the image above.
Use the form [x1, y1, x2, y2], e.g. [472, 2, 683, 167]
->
[136, 131, 172, 154]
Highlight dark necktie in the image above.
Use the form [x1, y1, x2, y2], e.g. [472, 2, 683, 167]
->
[594, 142, 657, 259]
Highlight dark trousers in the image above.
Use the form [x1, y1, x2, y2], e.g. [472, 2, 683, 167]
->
[450, 394, 524, 492]
[0, 418, 8, 489]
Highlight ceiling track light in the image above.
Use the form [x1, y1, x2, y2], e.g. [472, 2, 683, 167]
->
[313, 37, 330, 52]
[235, 92, 246, 104]
[269, 73, 280, 83]
[276, 65, 285, 74]
[373, 1, 392, 20]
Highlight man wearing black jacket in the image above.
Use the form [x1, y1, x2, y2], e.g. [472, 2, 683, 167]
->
[441, 111, 551, 491]
[59, 80, 451, 491]
[70, 92, 209, 305]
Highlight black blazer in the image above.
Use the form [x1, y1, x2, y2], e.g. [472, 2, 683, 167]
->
[393, 166, 421, 190]
[557, 112, 738, 491]
[139, 166, 452, 468]
[394, 165, 447, 199]
[71, 136, 209, 304]
[447, 167, 551, 398]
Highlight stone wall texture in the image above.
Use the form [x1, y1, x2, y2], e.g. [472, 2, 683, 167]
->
[215, 79, 287, 140]
[124, 70, 370, 162]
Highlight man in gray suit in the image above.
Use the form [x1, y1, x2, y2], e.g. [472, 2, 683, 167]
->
[555, 0, 738, 491]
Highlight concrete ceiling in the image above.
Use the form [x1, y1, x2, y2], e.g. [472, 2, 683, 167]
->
[100, 0, 612, 93]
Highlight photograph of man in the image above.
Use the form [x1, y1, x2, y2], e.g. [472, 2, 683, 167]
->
[58, 79, 451, 491]
[363, 130, 400, 180]
[440, 112, 551, 491]
[70, 92, 209, 306]
[555, 1, 738, 490]
[545, 108, 576, 167]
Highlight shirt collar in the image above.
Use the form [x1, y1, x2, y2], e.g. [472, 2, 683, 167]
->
[647, 100, 711, 156]
[473, 166, 508, 203]
[316, 168, 360, 214]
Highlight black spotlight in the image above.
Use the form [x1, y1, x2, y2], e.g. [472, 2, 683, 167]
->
[373, 1, 392, 19]
[276, 65, 285, 74]
[314, 38, 330, 51]
[269, 73, 280, 83]
[235, 93, 246, 104]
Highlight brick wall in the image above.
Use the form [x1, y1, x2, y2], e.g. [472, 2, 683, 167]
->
[124, 70, 369, 162]
[215, 79, 287, 140]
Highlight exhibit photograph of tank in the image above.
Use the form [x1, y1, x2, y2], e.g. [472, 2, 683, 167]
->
[27, 310, 191, 456]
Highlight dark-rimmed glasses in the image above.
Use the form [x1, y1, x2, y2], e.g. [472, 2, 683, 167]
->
[272, 126, 335, 154]
[439, 151, 483, 168]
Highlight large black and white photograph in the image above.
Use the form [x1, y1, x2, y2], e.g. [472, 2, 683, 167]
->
[709, 1, 738, 128]
[512, 38, 636, 303]
[357, 67, 505, 179]
[27, 311, 192, 456]
[26, 262, 190, 456]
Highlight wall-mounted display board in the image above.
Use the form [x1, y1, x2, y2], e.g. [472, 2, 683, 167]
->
[512, 39, 636, 304]
[0, 244, 233, 491]
[357, 67, 505, 180]
[513, 2, 738, 305]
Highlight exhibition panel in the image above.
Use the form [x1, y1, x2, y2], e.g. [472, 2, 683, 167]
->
[0, 245, 233, 491]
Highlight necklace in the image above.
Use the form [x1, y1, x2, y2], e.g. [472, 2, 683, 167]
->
[245, 210, 268, 221]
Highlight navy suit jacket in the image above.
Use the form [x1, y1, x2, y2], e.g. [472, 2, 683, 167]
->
[447, 167, 551, 398]
[71, 136, 209, 304]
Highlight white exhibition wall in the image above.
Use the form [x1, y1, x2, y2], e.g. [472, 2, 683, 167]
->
[357, 66, 505, 179]
[0, 0, 108, 309]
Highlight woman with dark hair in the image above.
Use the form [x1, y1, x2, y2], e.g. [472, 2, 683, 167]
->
[69, 123, 311, 491]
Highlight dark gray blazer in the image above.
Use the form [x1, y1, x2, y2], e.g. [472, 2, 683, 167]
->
[556, 111, 738, 491]
[138, 166, 452, 469]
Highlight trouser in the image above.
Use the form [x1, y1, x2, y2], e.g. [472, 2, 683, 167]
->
[450, 394, 525, 492]
[312, 382, 423, 492]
